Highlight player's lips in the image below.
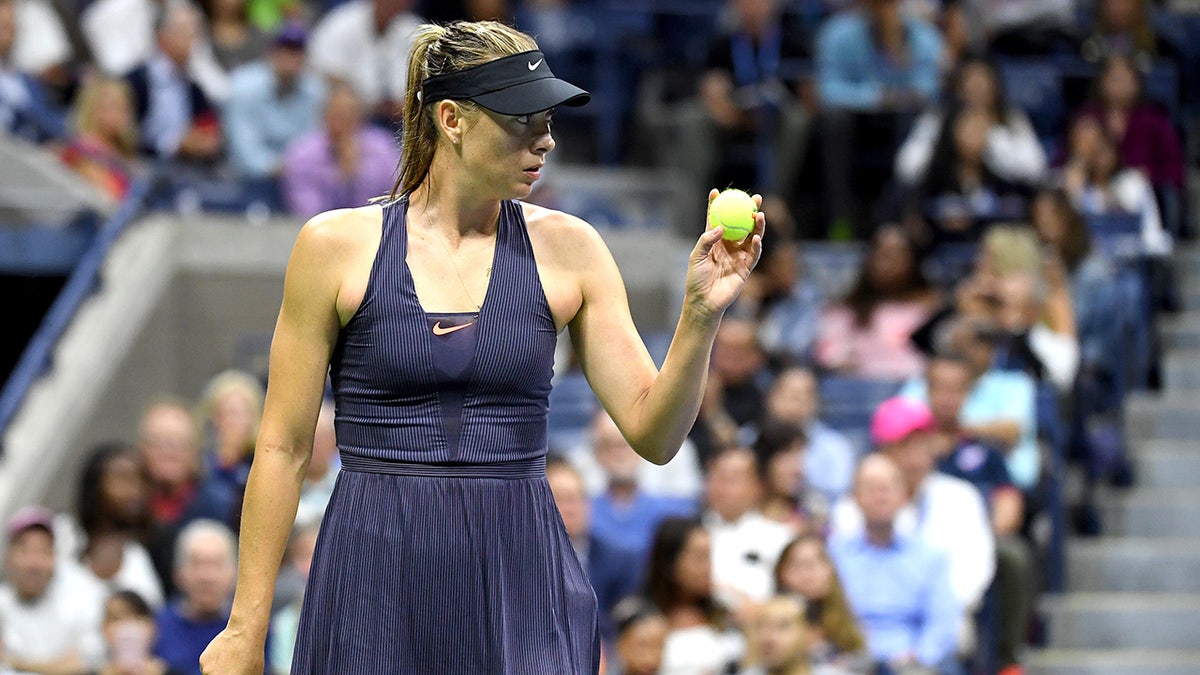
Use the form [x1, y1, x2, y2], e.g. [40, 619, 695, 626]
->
[523, 163, 543, 179]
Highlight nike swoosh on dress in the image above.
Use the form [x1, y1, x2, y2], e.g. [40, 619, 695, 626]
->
[432, 321, 475, 336]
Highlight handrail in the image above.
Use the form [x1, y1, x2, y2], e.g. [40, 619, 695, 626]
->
[0, 178, 154, 453]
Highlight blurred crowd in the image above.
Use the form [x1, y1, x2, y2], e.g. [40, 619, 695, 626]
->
[1, 0, 1194, 674]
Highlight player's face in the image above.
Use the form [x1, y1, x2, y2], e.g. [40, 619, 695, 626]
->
[466, 107, 556, 200]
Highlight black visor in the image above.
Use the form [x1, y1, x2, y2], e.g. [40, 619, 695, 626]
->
[419, 50, 590, 116]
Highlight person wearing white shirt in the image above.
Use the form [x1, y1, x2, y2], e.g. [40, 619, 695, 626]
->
[895, 55, 1046, 188]
[830, 398, 995, 642]
[82, 0, 229, 103]
[0, 507, 106, 673]
[565, 409, 703, 502]
[8, 0, 71, 78]
[703, 446, 794, 606]
[307, 0, 422, 119]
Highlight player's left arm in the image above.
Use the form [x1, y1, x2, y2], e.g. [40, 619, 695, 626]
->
[564, 191, 764, 464]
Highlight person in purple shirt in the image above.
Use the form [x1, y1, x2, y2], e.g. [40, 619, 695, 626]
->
[281, 82, 400, 218]
[1070, 55, 1184, 229]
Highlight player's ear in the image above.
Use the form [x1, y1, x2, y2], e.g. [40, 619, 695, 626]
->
[436, 100, 468, 147]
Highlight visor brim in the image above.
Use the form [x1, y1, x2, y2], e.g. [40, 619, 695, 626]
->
[471, 78, 591, 116]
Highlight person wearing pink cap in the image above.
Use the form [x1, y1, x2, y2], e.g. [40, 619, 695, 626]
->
[830, 396, 994, 661]
[0, 506, 106, 673]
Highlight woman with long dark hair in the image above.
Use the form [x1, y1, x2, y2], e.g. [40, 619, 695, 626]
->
[814, 225, 939, 380]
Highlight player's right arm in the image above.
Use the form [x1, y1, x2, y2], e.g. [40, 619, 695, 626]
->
[200, 212, 350, 674]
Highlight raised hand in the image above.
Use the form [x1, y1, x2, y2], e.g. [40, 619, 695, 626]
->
[685, 189, 766, 317]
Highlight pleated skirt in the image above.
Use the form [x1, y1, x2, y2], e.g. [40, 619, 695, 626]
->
[291, 468, 601, 674]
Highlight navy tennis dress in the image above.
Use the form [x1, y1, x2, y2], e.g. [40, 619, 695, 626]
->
[291, 198, 601, 673]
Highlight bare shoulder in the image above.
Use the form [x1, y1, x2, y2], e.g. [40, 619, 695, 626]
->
[296, 204, 383, 257]
[519, 201, 610, 264]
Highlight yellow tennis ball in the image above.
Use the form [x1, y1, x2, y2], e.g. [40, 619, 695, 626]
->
[707, 189, 757, 241]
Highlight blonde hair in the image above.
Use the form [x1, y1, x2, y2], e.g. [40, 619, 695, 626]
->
[982, 224, 1042, 276]
[195, 369, 265, 457]
[392, 21, 539, 199]
[71, 77, 137, 157]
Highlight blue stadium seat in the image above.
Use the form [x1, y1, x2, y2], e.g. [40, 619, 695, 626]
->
[818, 376, 903, 454]
[999, 59, 1065, 141]
[800, 243, 865, 301]
[548, 370, 598, 449]
[923, 242, 978, 289]
[1085, 212, 1143, 262]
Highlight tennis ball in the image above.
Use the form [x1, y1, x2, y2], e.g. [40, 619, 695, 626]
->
[707, 189, 757, 241]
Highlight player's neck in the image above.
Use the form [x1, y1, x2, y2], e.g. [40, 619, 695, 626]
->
[409, 171, 501, 242]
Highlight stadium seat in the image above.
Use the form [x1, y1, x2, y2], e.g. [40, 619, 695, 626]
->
[999, 59, 1065, 141]
[818, 376, 903, 454]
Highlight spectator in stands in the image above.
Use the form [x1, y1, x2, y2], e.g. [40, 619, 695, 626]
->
[547, 457, 642, 641]
[125, 1, 224, 162]
[828, 454, 961, 674]
[815, 0, 943, 236]
[760, 367, 857, 503]
[0, 0, 65, 141]
[1080, 0, 1178, 69]
[195, 370, 264, 526]
[913, 106, 1028, 242]
[98, 590, 183, 675]
[609, 597, 669, 675]
[223, 21, 324, 180]
[752, 421, 824, 534]
[280, 82, 399, 218]
[832, 397, 995, 638]
[736, 238, 823, 366]
[61, 77, 140, 201]
[994, 269, 1081, 391]
[925, 353, 1033, 673]
[306, 0, 423, 122]
[738, 594, 811, 675]
[0, 506, 106, 673]
[1030, 188, 1117, 372]
[202, 0, 268, 72]
[74, 443, 165, 609]
[139, 397, 237, 588]
[84, 0, 229, 103]
[704, 446, 794, 605]
[977, 0, 1078, 56]
[903, 318, 1039, 491]
[774, 535, 870, 672]
[896, 55, 1046, 188]
[155, 519, 241, 675]
[1071, 54, 1185, 231]
[691, 317, 769, 462]
[644, 516, 745, 675]
[581, 411, 696, 561]
[293, 400, 338, 527]
[1061, 115, 1171, 256]
[684, 0, 811, 196]
[0, 0, 71, 91]
[814, 225, 939, 380]
[268, 519, 319, 675]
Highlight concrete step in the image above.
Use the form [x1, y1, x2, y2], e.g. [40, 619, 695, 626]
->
[1040, 593, 1200, 649]
[1162, 349, 1200, 391]
[1160, 314, 1200, 351]
[1067, 538, 1200, 592]
[1126, 393, 1200, 441]
[1027, 649, 1200, 675]
[1132, 442, 1200, 487]
[1098, 488, 1200, 537]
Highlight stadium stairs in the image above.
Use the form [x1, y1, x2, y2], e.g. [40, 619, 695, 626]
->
[1027, 244, 1200, 674]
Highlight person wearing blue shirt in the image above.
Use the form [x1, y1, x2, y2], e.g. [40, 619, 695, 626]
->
[814, 0, 944, 237]
[584, 411, 696, 559]
[829, 454, 962, 675]
[155, 520, 269, 675]
[222, 23, 325, 180]
[900, 318, 1039, 491]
